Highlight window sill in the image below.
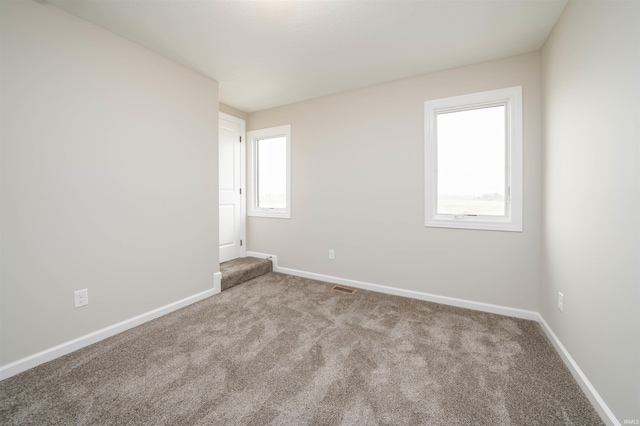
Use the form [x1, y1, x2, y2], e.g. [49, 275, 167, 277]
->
[248, 211, 291, 219]
[425, 217, 522, 232]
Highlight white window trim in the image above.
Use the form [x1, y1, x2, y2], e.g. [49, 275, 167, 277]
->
[247, 125, 291, 219]
[424, 86, 523, 232]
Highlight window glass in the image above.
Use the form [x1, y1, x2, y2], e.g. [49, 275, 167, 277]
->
[257, 136, 287, 209]
[436, 105, 506, 216]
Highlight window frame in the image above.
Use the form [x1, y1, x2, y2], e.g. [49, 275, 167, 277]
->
[424, 86, 523, 232]
[247, 125, 291, 219]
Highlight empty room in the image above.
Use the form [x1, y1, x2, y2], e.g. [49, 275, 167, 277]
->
[1, 0, 638, 424]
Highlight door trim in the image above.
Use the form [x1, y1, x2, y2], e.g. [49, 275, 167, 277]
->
[219, 111, 246, 260]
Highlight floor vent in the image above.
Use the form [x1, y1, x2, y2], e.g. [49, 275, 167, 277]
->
[332, 286, 355, 294]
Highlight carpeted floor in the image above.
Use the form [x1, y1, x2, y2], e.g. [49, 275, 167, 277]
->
[220, 257, 272, 291]
[0, 272, 603, 425]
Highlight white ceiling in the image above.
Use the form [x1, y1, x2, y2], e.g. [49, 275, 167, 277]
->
[47, 0, 567, 113]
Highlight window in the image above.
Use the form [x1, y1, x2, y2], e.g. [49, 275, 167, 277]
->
[425, 86, 522, 232]
[247, 125, 291, 218]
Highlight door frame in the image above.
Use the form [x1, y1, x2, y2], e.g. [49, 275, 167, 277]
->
[219, 111, 246, 260]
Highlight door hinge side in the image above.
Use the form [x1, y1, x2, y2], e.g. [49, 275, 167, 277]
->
[240, 240, 243, 246]
[239, 136, 242, 143]
[239, 188, 242, 195]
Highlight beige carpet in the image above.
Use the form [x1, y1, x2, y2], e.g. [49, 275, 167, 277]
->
[220, 257, 272, 291]
[0, 272, 602, 425]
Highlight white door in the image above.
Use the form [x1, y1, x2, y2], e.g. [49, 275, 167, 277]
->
[219, 113, 245, 263]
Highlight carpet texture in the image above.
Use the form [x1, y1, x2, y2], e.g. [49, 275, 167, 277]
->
[0, 272, 603, 425]
[220, 257, 272, 291]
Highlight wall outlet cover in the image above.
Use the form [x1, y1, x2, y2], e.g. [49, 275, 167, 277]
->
[74, 289, 89, 308]
[557, 292, 564, 312]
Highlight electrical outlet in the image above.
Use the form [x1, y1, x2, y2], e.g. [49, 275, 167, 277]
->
[74, 289, 89, 308]
[329, 249, 335, 260]
[557, 292, 564, 312]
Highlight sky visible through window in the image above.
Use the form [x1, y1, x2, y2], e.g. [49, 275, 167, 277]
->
[436, 105, 506, 216]
[257, 136, 287, 209]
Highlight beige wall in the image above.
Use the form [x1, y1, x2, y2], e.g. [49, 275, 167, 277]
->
[248, 52, 542, 311]
[0, 1, 219, 365]
[541, 1, 640, 421]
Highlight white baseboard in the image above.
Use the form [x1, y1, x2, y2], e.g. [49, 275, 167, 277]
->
[537, 315, 619, 426]
[248, 251, 616, 425]
[275, 264, 537, 321]
[0, 255, 618, 426]
[0, 286, 218, 381]
[214, 271, 222, 293]
[245, 251, 279, 269]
